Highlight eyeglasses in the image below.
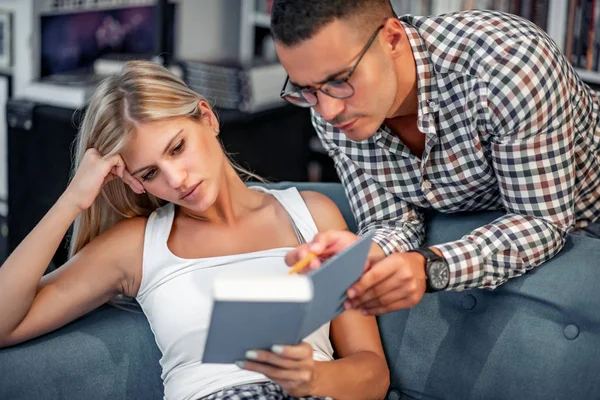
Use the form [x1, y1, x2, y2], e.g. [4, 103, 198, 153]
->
[280, 25, 384, 108]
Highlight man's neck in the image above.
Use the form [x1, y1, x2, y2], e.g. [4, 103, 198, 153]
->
[384, 114, 425, 158]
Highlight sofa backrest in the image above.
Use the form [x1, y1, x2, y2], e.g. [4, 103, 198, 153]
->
[2, 182, 597, 400]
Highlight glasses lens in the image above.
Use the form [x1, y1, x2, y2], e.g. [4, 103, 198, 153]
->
[282, 90, 317, 107]
[321, 80, 354, 99]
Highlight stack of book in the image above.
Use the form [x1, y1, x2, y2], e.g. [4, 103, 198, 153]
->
[181, 59, 286, 113]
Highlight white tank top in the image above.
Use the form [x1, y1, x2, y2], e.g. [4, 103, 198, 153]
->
[136, 187, 334, 400]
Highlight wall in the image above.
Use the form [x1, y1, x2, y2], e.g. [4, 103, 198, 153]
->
[176, 0, 240, 61]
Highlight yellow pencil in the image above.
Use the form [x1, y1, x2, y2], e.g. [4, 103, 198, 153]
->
[287, 252, 317, 275]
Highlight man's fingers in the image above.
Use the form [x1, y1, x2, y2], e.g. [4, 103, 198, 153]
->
[284, 232, 340, 266]
[351, 287, 405, 310]
[285, 230, 359, 267]
[284, 244, 314, 266]
[347, 261, 396, 300]
[345, 277, 400, 309]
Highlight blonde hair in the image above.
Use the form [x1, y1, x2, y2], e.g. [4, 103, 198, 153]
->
[69, 60, 261, 259]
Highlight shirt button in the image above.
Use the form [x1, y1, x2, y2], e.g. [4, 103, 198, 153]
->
[428, 101, 436, 108]
[422, 180, 432, 191]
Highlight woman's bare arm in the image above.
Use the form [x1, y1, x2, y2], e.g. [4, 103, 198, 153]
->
[302, 191, 390, 399]
[0, 149, 146, 348]
[0, 205, 145, 348]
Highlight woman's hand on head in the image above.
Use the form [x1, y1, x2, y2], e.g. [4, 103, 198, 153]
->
[64, 148, 145, 212]
[237, 342, 316, 397]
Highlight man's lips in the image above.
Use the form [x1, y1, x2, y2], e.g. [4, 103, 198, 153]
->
[334, 118, 358, 130]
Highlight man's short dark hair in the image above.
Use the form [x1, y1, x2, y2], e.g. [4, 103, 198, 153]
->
[271, 0, 395, 46]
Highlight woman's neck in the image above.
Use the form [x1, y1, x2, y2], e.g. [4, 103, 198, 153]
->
[178, 164, 268, 226]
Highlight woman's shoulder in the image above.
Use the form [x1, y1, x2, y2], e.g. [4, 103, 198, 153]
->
[88, 216, 148, 252]
[298, 190, 347, 231]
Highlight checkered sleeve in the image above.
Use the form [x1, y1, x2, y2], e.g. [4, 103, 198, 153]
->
[435, 34, 576, 290]
[311, 111, 425, 254]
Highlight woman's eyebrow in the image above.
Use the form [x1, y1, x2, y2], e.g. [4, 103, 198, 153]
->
[130, 129, 184, 175]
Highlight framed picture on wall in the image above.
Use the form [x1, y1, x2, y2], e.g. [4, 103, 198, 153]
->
[0, 10, 12, 69]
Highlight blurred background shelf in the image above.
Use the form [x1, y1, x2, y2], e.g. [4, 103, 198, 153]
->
[2, 0, 600, 264]
[574, 68, 600, 84]
[252, 12, 271, 28]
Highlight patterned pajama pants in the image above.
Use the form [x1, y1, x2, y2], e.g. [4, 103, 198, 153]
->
[200, 382, 333, 400]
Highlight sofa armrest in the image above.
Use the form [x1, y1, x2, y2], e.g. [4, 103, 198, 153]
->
[0, 305, 163, 400]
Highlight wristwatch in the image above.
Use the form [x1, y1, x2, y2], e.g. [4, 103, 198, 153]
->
[408, 247, 450, 292]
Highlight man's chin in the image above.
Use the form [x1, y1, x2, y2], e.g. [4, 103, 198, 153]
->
[342, 125, 378, 142]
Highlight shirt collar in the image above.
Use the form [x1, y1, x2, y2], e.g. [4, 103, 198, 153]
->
[399, 19, 440, 119]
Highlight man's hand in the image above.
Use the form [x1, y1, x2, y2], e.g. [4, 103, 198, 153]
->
[285, 230, 387, 274]
[345, 251, 428, 315]
[285, 230, 358, 273]
[285, 229, 438, 315]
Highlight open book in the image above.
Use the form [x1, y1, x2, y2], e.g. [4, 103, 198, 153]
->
[202, 233, 374, 364]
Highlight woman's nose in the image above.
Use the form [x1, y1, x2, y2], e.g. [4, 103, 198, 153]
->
[164, 164, 187, 189]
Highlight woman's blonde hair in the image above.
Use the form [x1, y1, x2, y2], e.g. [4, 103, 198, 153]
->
[69, 60, 260, 258]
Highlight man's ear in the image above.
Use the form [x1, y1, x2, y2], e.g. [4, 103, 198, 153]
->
[382, 17, 404, 57]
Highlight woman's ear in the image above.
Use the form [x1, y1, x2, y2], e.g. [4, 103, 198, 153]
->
[197, 100, 220, 135]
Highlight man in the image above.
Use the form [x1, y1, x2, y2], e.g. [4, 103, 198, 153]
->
[273, 0, 600, 315]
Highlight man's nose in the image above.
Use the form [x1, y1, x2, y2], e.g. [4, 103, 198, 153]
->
[314, 92, 345, 122]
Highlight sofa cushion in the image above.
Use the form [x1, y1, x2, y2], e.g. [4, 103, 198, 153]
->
[378, 235, 600, 399]
[0, 305, 163, 400]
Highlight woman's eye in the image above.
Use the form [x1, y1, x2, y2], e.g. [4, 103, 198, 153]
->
[172, 140, 184, 155]
[141, 169, 157, 181]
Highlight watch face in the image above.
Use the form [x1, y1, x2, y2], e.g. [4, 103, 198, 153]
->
[428, 260, 449, 290]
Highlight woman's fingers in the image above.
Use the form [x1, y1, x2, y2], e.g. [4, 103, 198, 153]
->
[240, 343, 312, 369]
[121, 169, 145, 194]
[104, 154, 145, 194]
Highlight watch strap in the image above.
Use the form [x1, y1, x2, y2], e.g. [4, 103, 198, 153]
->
[408, 247, 442, 263]
[408, 247, 445, 293]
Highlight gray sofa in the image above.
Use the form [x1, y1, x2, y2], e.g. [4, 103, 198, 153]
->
[1, 182, 599, 400]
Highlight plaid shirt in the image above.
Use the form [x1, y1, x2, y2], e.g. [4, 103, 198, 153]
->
[312, 10, 600, 290]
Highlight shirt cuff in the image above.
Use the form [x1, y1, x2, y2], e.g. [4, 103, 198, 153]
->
[368, 227, 412, 256]
[434, 239, 489, 290]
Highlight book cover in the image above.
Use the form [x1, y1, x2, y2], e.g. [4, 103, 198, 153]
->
[202, 233, 374, 364]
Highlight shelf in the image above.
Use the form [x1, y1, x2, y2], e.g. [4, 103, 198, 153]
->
[252, 12, 271, 28]
[574, 68, 600, 85]
[0, 66, 13, 76]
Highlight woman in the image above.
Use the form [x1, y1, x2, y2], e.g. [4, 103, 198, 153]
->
[0, 61, 389, 400]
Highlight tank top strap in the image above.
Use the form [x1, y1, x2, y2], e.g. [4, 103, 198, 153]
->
[251, 186, 319, 243]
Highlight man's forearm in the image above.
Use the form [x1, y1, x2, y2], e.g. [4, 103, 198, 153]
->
[369, 242, 387, 264]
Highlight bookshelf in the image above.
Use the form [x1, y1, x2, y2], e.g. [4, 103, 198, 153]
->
[390, 0, 600, 85]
